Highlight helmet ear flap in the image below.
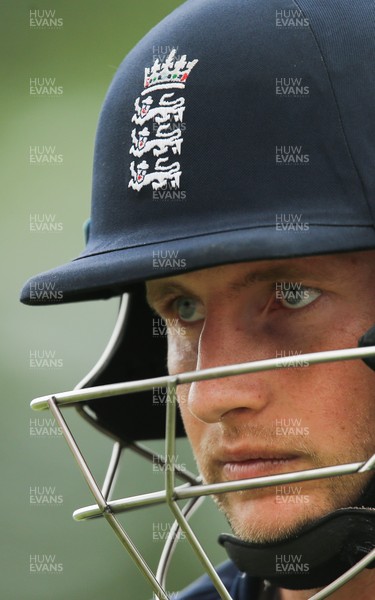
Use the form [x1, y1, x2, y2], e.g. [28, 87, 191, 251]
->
[80, 286, 186, 442]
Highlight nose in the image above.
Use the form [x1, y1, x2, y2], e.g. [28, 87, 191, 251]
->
[186, 313, 274, 425]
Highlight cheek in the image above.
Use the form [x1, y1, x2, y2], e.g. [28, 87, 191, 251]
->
[177, 383, 207, 458]
[167, 331, 199, 374]
[281, 358, 375, 451]
[324, 361, 375, 423]
[167, 330, 211, 456]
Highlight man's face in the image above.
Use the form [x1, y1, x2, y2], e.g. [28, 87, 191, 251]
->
[147, 252, 375, 543]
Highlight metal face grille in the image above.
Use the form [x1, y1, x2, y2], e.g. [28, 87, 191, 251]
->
[31, 346, 375, 600]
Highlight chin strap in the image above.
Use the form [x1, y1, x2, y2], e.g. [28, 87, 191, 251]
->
[219, 507, 375, 590]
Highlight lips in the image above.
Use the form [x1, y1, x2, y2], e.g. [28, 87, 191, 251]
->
[222, 458, 300, 480]
[218, 448, 301, 481]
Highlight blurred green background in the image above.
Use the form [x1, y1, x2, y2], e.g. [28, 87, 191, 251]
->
[0, 1, 229, 598]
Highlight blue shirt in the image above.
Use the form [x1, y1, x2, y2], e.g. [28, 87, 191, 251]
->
[174, 560, 278, 599]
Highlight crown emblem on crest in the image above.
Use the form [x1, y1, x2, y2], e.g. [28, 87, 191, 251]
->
[143, 49, 198, 94]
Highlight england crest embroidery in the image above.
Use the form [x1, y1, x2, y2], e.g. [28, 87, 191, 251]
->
[128, 49, 198, 192]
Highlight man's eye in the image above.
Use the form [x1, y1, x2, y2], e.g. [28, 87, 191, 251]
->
[277, 285, 321, 310]
[173, 297, 205, 322]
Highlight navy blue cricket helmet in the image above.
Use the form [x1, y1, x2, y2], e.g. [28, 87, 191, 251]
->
[21, 0, 375, 304]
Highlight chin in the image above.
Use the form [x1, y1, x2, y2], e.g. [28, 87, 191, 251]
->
[215, 488, 338, 544]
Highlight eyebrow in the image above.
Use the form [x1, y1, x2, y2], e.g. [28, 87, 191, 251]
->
[228, 266, 321, 292]
[146, 264, 336, 308]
